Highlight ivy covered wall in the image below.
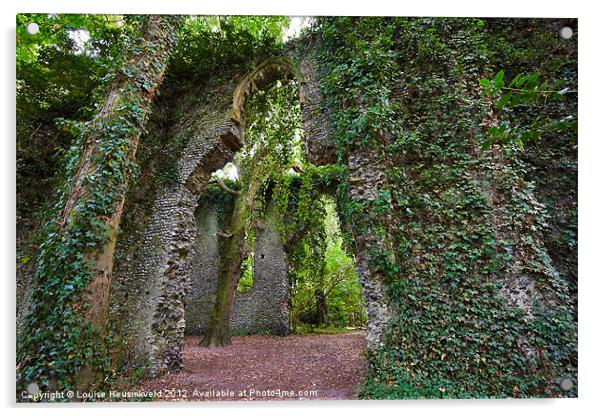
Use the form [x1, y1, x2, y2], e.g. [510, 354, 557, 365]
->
[105, 17, 578, 396]
[314, 17, 577, 398]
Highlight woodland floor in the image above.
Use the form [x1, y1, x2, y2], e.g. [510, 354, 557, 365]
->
[140, 330, 367, 401]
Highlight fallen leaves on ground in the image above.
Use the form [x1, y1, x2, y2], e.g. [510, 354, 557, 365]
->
[139, 331, 367, 401]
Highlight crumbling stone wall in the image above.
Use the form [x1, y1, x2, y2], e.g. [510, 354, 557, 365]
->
[290, 39, 337, 166]
[185, 198, 290, 336]
[183, 199, 220, 335]
[231, 218, 290, 336]
[33, 29, 462, 375]
[109, 50, 326, 374]
[109, 73, 243, 374]
[16, 223, 38, 334]
[345, 145, 396, 347]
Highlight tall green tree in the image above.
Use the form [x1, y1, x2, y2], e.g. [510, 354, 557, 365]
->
[201, 80, 301, 347]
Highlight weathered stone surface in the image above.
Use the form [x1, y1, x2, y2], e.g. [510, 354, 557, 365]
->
[231, 217, 290, 336]
[110, 57, 302, 374]
[183, 199, 220, 336]
[109, 74, 242, 374]
[346, 145, 395, 347]
[16, 219, 38, 335]
[185, 199, 290, 336]
[293, 39, 338, 166]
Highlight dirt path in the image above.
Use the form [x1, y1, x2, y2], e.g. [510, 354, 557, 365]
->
[140, 331, 367, 401]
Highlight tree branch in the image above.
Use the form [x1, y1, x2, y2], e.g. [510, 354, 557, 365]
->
[215, 176, 240, 195]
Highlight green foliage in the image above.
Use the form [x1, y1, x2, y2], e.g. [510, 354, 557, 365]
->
[480, 19, 578, 314]
[232, 79, 306, 265]
[292, 324, 355, 335]
[236, 255, 254, 292]
[17, 14, 143, 217]
[16, 14, 289, 219]
[232, 63, 365, 333]
[479, 70, 577, 150]
[241, 80, 304, 184]
[16, 14, 139, 71]
[16, 15, 183, 400]
[169, 16, 289, 81]
[316, 17, 577, 399]
[315, 201, 366, 328]
[17, 15, 293, 380]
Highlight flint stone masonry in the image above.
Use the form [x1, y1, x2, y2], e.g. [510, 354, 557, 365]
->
[110, 54, 323, 375]
[185, 199, 290, 336]
[346, 145, 395, 347]
[109, 74, 243, 374]
[294, 41, 338, 166]
[183, 199, 220, 336]
[231, 219, 289, 336]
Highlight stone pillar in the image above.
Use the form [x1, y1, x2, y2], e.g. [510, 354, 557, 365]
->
[184, 199, 221, 335]
[231, 205, 290, 336]
[185, 199, 290, 336]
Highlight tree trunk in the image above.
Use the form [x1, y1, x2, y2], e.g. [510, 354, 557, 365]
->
[67, 15, 182, 331]
[17, 15, 183, 395]
[315, 289, 327, 326]
[200, 194, 246, 347]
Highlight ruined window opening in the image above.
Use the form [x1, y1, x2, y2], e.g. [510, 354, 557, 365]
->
[232, 78, 302, 295]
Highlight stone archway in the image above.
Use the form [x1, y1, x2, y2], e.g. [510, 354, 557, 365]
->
[230, 58, 301, 130]
[109, 57, 319, 375]
[109, 48, 395, 375]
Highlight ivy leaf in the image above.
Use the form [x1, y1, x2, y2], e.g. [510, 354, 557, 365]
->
[508, 74, 521, 88]
[493, 70, 505, 90]
[481, 139, 492, 152]
[497, 92, 512, 108]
